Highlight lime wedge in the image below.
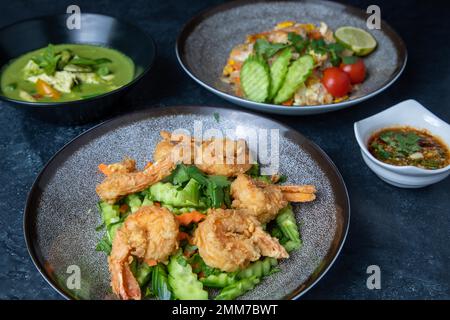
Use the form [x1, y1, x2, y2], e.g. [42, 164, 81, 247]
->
[335, 26, 377, 56]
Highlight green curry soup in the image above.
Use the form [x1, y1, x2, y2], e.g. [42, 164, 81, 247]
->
[368, 127, 450, 170]
[0, 44, 135, 102]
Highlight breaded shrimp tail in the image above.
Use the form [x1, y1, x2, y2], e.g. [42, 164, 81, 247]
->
[96, 157, 176, 203]
[109, 206, 179, 300]
[108, 230, 141, 300]
[230, 174, 316, 223]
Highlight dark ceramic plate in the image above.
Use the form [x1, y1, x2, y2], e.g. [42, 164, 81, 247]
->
[176, 0, 407, 115]
[0, 13, 156, 124]
[24, 106, 350, 299]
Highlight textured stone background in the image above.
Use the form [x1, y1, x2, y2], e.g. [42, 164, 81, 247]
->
[0, 0, 449, 299]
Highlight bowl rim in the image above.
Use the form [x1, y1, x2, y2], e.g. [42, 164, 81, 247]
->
[354, 100, 450, 174]
[0, 12, 156, 107]
[23, 105, 350, 300]
[175, 0, 408, 112]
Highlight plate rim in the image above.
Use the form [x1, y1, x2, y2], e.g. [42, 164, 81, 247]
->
[175, 0, 408, 114]
[23, 105, 351, 300]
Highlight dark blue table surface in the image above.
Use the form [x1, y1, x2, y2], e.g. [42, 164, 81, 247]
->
[0, 0, 449, 299]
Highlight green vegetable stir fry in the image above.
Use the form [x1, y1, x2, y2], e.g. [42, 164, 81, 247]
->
[95, 135, 317, 300]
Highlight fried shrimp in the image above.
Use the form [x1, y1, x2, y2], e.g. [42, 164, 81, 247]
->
[193, 209, 288, 272]
[195, 138, 253, 177]
[153, 130, 195, 163]
[96, 157, 176, 203]
[154, 131, 253, 177]
[230, 174, 316, 223]
[98, 158, 137, 175]
[97, 132, 253, 203]
[109, 205, 179, 300]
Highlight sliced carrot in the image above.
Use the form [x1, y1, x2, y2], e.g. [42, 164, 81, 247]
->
[144, 161, 153, 170]
[154, 202, 161, 207]
[98, 163, 112, 176]
[36, 79, 60, 100]
[282, 99, 294, 106]
[176, 211, 206, 226]
[145, 259, 158, 267]
[119, 204, 129, 213]
[177, 231, 190, 241]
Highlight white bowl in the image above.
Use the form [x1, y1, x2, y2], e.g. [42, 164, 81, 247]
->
[354, 99, 450, 188]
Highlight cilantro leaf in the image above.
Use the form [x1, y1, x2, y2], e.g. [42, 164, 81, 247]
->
[254, 39, 289, 59]
[286, 32, 348, 66]
[327, 43, 346, 66]
[288, 32, 309, 52]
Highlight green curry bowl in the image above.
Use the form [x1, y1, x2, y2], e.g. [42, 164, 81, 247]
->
[0, 13, 156, 124]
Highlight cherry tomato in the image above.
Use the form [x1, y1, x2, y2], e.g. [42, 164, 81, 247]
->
[322, 67, 351, 97]
[340, 59, 366, 84]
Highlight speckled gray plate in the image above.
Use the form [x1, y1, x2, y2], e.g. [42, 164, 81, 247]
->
[176, 0, 407, 115]
[24, 106, 350, 300]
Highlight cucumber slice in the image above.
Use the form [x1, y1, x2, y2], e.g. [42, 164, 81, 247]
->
[125, 194, 142, 213]
[240, 56, 270, 103]
[98, 202, 120, 226]
[273, 55, 314, 104]
[237, 257, 278, 279]
[168, 252, 208, 300]
[106, 221, 122, 243]
[276, 205, 302, 252]
[214, 276, 260, 300]
[200, 273, 236, 288]
[269, 48, 292, 100]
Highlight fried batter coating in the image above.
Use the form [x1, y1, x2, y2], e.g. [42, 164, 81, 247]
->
[154, 131, 253, 177]
[96, 157, 176, 203]
[230, 174, 316, 224]
[109, 205, 179, 300]
[193, 209, 288, 272]
[195, 138, 253, 177]
[96, 132, 254, 203]
[103, 158, 136, 174]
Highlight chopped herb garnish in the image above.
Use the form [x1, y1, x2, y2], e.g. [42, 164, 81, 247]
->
[369, 128, 449, 169]
[342, 56, 358, 65]
[254, 39, 290, 60]
[31, 44, 61, 75]
[286, 32, 347, 66]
